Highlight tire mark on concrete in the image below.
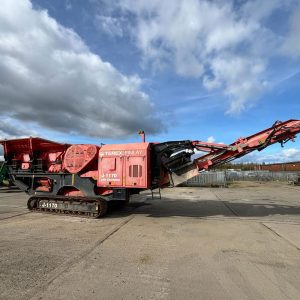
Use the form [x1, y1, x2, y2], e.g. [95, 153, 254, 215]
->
[261, 222, 300, 251]
[0, 211, 30, 221]
[211, 190, 240, 217]
[27, 215, 135, 300]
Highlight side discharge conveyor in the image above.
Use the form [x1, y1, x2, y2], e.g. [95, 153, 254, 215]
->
[167, 120, 300, 186]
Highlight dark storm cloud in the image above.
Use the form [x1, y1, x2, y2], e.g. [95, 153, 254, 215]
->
[0, 0, 164, 138]
[0, 120, 35, 138]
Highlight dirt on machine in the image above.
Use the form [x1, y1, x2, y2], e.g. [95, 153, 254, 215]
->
[1, 119, 300, 218]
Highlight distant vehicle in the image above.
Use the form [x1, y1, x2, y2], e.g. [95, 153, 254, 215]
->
[246, 172, 256, 177]
[0, 162, 10, 186]
[293, 175, 300, 186]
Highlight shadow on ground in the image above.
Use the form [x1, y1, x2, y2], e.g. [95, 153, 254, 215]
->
[108, 197, 300, 219]
[2, 187, 299, 219]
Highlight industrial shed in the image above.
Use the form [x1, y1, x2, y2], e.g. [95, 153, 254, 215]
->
[258, 162, 300, 171]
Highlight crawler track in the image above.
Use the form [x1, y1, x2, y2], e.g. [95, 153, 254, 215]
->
[27, 195, 108, 218]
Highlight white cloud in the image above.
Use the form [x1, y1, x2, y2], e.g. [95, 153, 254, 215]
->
[0, 118, 36, 139]
[207, 136, 215, 143]
[95, 15, 124, 37]
[240, 0, 285, 22]
[236, 148, 300, 163]
[113, 0, 297, 114]
[204, 56, 268, 114]
[0, 0, 163, 138]
[282, 3, 300, 59]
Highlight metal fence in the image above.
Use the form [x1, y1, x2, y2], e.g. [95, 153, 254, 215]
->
[225, 170, 299, 182]
[182, 170, 300, 187]
[183, 171, 227, 187]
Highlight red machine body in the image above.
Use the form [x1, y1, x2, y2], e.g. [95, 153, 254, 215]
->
[1, 119, 300, 217]
[98, 143, 151, 189]
[193, 119, 300, 171]
[1, 137, 69, 173]
[64, 144, 99, 174]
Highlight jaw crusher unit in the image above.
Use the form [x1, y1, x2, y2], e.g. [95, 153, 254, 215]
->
[1, 119, 300, 218]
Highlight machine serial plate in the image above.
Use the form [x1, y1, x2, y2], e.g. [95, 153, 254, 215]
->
[39, 202, 58, 209]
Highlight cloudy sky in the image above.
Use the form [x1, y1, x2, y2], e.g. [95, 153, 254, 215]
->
[0, 0, 300, 162]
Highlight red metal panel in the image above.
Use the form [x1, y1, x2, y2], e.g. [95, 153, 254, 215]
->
[99, 156, 123, 186]
[97, 143, 150, 188]
[0, 137, 69, 173]
[0, 137, 69, 153]
[63, 144, 99, 174]
[125, 156, 146, 187]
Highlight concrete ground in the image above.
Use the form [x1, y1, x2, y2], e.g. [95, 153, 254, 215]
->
[1, 182, 300, 300]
